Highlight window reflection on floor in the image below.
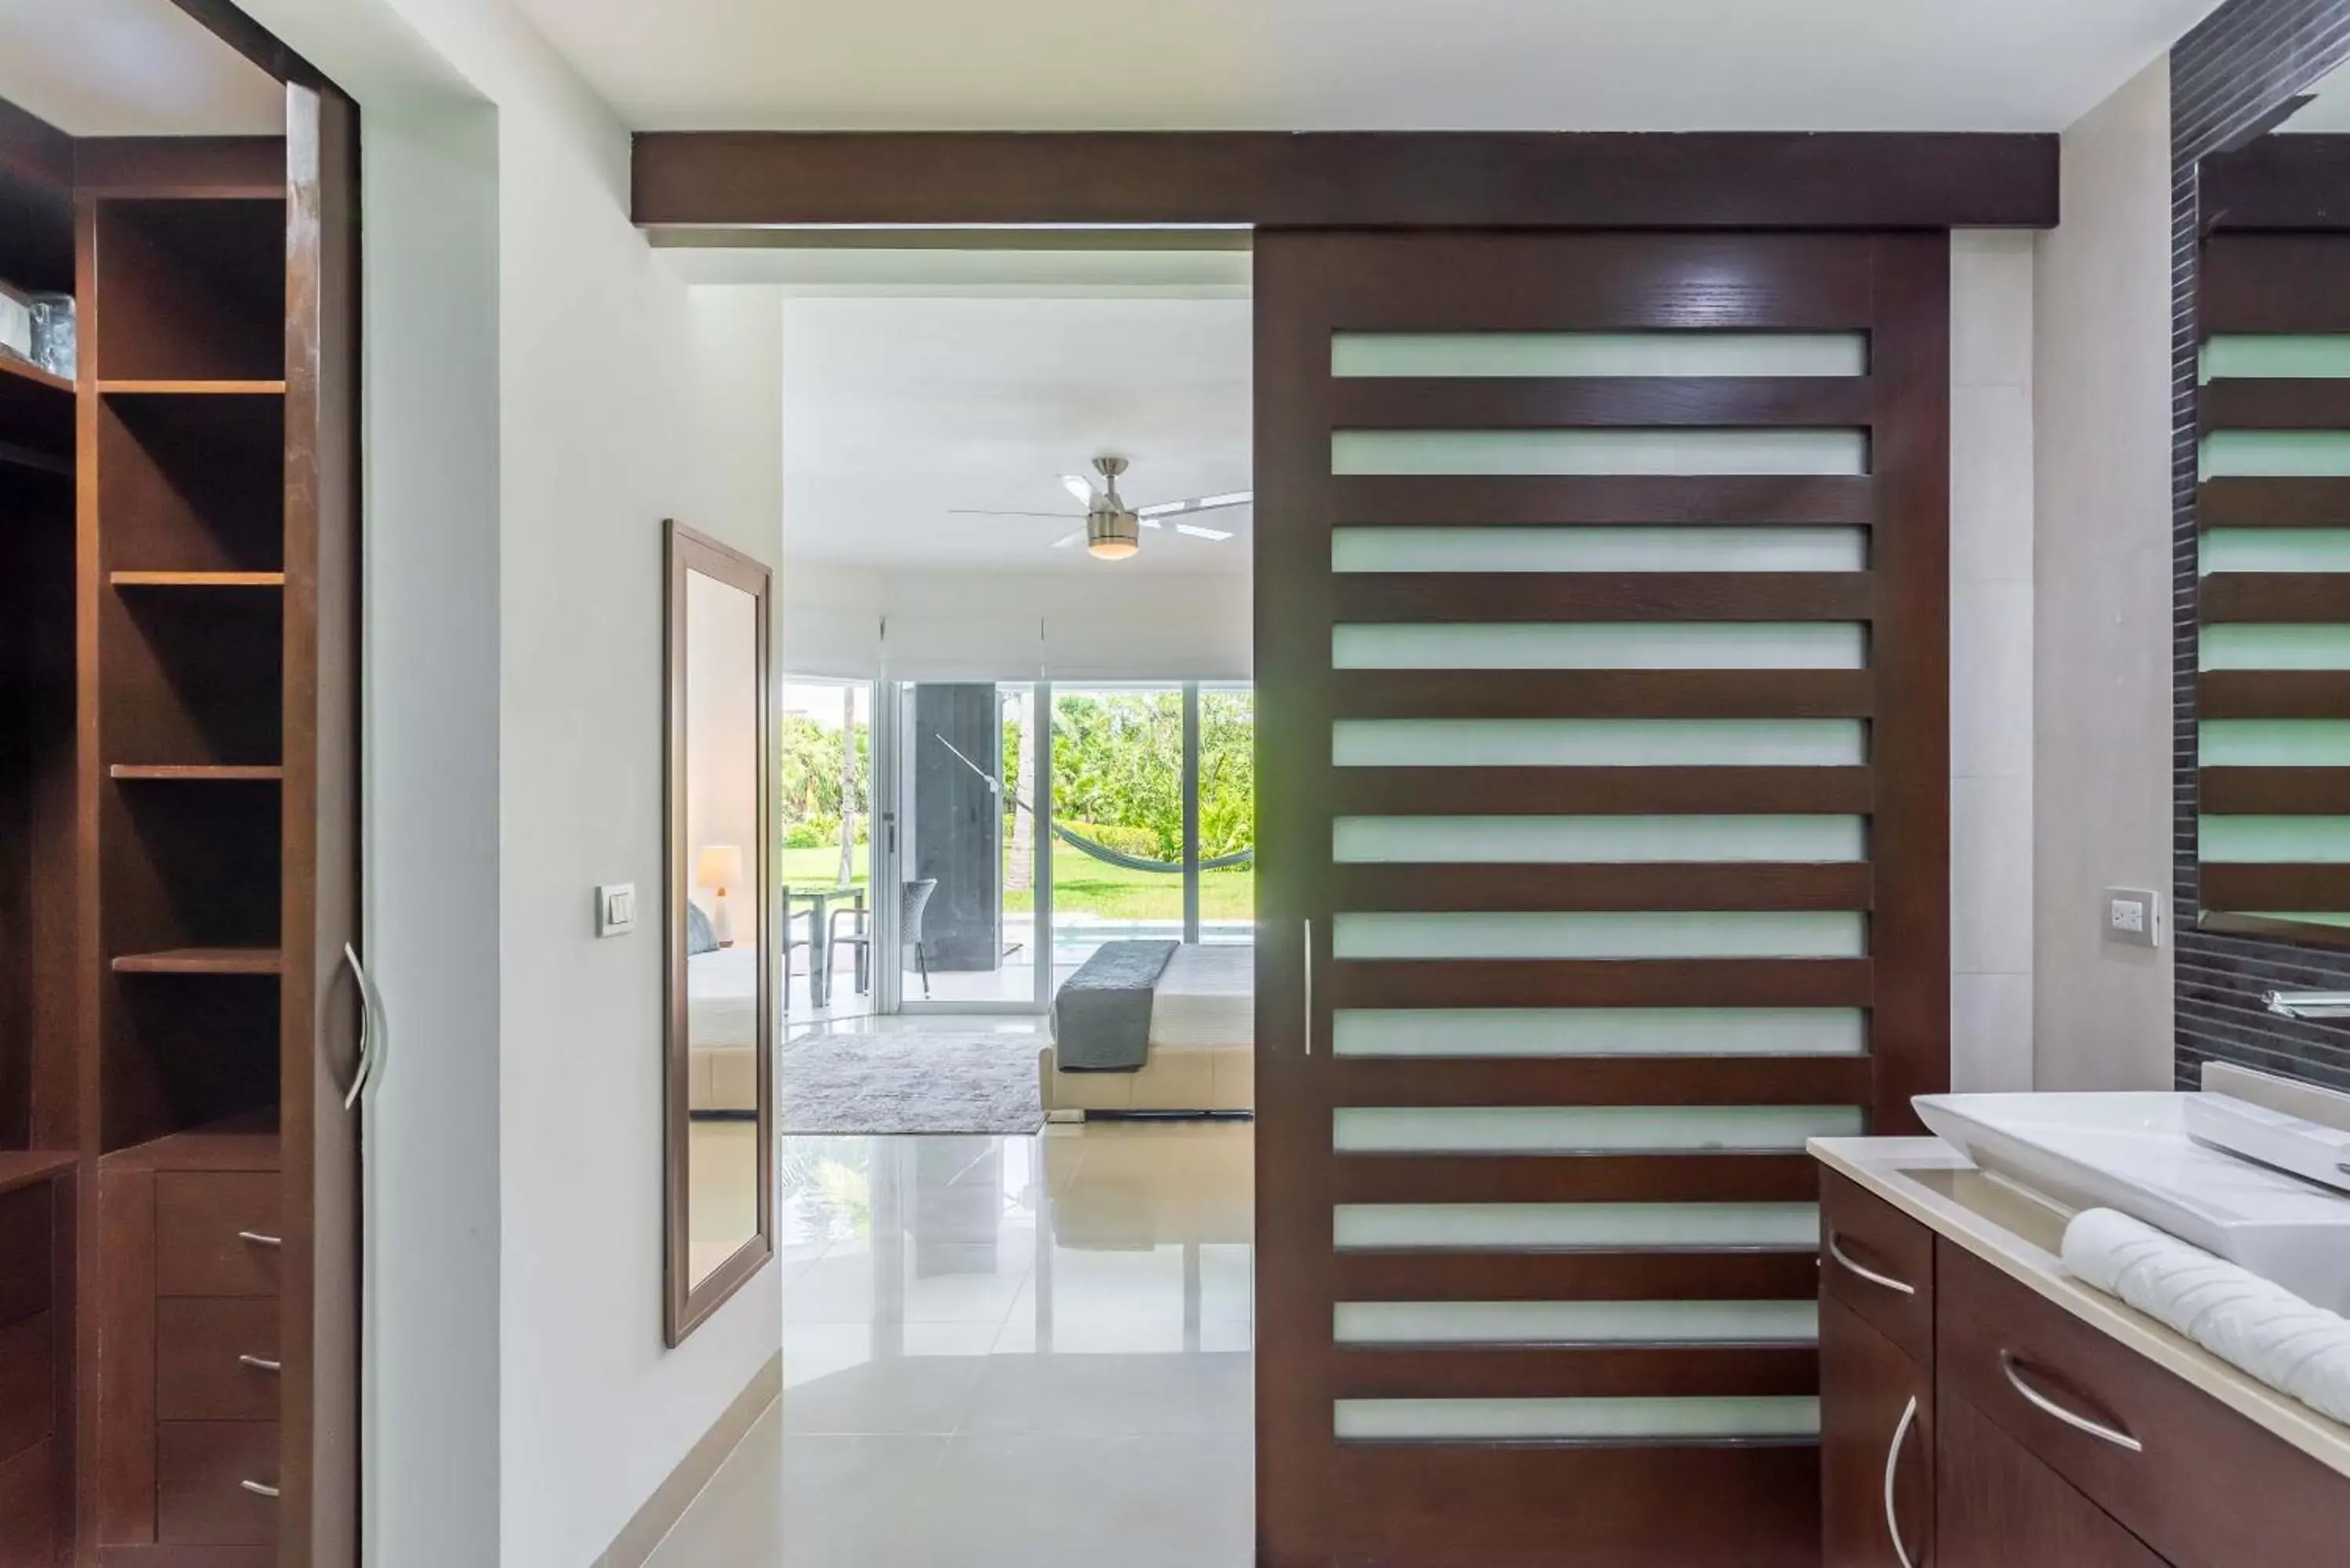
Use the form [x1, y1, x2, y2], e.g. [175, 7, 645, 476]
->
[649, 1108, 1255, 1568]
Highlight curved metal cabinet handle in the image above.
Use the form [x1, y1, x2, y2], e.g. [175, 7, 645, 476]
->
[240, 1479, 281, 1499]
[1828, 1233, 1917, 1297]
[2000, 1352, 2142, 1453]
[239, 1354, 282, 1374]
[342, 941, 380, 1110]
[1302, 918, 1314, 1057]
[1882, 1395, 1920, 1568]
[237, 1230, 281, 1248]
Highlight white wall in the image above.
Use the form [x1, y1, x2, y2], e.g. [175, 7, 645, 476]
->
[2032, 55, 2178, 1089]
[236, 2, 783, 1565]
[1949, 232, 2039, 1091]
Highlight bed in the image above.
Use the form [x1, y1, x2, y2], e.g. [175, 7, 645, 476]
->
[685, 945, 761, 1114]
[1039, 942, 1254, 1115]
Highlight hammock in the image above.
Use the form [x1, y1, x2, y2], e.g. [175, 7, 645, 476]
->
[1050, 822, 1254, 874]
[932, 732, 1254, 875]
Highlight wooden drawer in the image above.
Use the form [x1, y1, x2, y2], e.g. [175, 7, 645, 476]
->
[157, 1297, 280, 1422]
[1937, 1238, 2350, 1568]
[155, 1172, 280, 1298]
[157, 1418, 279, 1545]
[1936, 1392, 2164, 1568]
[1821, 1169, 1933, 1363]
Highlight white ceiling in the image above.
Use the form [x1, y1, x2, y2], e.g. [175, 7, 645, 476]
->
[0, 0, 282, 137]
[515, 0, 2218, 133]
[781, 294, 1251, 576]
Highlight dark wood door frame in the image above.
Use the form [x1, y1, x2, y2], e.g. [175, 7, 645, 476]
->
[631, 131, 2058, 234]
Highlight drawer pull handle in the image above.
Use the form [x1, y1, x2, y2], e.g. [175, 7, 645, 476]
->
[2000, 1352, 2142, 1453]
[1828, 1233, 1916, 1297]
[1883, 1394, 1920, 1568]
[237, 1230, 281, 1249]
[239, 1354, 282, 1373]
[239, 1479, 280, 1499]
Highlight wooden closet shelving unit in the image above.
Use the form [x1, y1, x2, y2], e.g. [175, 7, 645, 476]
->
[2, 70, 358, 1568]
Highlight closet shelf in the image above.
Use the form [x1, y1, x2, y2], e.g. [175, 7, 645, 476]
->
[110, 947, 284, 976]
[98, 379, 286, 396]
[0, 354, 75, 471]
[99, 1109, 282, 1174]
[109, 569, 284, 588]
[110, 764, 284, 782]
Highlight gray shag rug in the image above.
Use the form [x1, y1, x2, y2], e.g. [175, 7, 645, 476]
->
[779, 1028, 1045, 1135]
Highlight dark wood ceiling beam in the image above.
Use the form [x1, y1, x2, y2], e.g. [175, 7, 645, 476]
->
[632, 132, 2059, 232]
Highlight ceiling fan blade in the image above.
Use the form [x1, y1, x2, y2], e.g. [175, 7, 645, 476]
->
[1049, 529, 1086, 549]
[948, 509, 1083, 519]
[1061, 474, 1098, 506]
[1134, 490, 1253, 519]
[1173, 523, 1235, 541]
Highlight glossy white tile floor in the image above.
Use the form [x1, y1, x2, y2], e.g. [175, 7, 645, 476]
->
[645, 1060, 1254, 1566]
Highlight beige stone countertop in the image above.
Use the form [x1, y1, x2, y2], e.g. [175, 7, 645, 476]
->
[1810, 1134, 2350, 1482]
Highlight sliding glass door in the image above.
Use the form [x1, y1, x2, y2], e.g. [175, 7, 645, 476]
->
[779, 678, 875, 1027]
[891, 681, 1052, 1012]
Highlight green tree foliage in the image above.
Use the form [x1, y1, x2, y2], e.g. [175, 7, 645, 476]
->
[779, 714, 868, 832]
[1047, 691, 1254, 862]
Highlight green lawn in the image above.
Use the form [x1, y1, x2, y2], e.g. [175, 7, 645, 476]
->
[777, 843, 1253, 921]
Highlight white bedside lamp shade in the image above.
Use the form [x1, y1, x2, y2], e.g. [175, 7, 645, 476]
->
[696, 844, 744, 945]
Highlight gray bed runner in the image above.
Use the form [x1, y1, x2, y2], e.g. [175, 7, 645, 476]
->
[1054, 939, 1180, 1071]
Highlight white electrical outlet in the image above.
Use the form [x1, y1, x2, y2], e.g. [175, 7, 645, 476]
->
[596, 883, 637, 938]
[2102, 887, 2159, 949]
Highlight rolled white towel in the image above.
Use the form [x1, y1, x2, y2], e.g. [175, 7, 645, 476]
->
[2062, 1206, 2350, 1428]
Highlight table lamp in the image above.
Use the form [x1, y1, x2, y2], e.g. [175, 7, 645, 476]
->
[696, 844, 744, 946]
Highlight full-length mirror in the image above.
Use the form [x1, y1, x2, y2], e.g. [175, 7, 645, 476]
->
[667, 521, 776, 1343]
[2193, 69, 2350, 948]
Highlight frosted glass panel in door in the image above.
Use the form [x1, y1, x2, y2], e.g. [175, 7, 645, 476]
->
[1332, 332, 1869, 378]
[1333, 1396, 1821, 1442]
[1332, 622, 1868, 670]
[2200, 529, 2350, 573]
[2200, 432, 2350, 478]
[2201, 626, 2350, 670]
[1332, 1202, 1820, 1249]
[2200, 721, 2350, 765]
[1331, 718, 1867, 768]
[1332, 815, 1865, 864]
[1332, 429, 1869, 476]
[2202, 335, 2350, 380]
[1333, 1299, 1820, 1346]
[1329, 1007, 1867, 1057]
[1330, 911, 1865, 960]
[1330, 527, 1867, 573]
[2200, 817, 2350, 862]
[1330, 1105, 1863, 1153]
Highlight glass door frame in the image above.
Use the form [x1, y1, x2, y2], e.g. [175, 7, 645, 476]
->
[877, 677, 1054, 1017]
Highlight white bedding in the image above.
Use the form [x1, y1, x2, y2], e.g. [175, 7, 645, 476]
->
[687, 945, 759, 1050]
[1148, 943, 1254, 1051]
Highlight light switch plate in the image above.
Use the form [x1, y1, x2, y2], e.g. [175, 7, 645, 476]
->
[2102, 886, 2160, 949]
[596, 883, 637, 938]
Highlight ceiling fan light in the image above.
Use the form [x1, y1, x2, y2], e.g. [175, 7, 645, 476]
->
[1086, 505, 1141, 560]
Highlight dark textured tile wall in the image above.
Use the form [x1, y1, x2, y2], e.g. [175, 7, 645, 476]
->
[2171, 0, 2350, 1092]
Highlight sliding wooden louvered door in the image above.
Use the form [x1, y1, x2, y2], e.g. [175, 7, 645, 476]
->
[1253, 231, 1950, 1568]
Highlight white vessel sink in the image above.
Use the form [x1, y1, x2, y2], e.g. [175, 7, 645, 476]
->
[1912, 1091, 2350, 1316]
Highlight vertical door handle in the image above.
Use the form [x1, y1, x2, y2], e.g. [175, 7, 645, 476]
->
[1882, 1394, 1920, 1568]
[1302, 918, 1314, 1057]
[342, 941, 381, 1110]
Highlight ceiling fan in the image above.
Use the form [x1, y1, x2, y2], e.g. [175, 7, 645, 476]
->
[950, 456, 1252, 561]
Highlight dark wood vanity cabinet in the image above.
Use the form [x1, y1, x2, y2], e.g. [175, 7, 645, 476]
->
[1819, 1169, 2350, 1568]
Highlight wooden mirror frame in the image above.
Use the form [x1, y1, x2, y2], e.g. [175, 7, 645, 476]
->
[663, 519, 776, 1346]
